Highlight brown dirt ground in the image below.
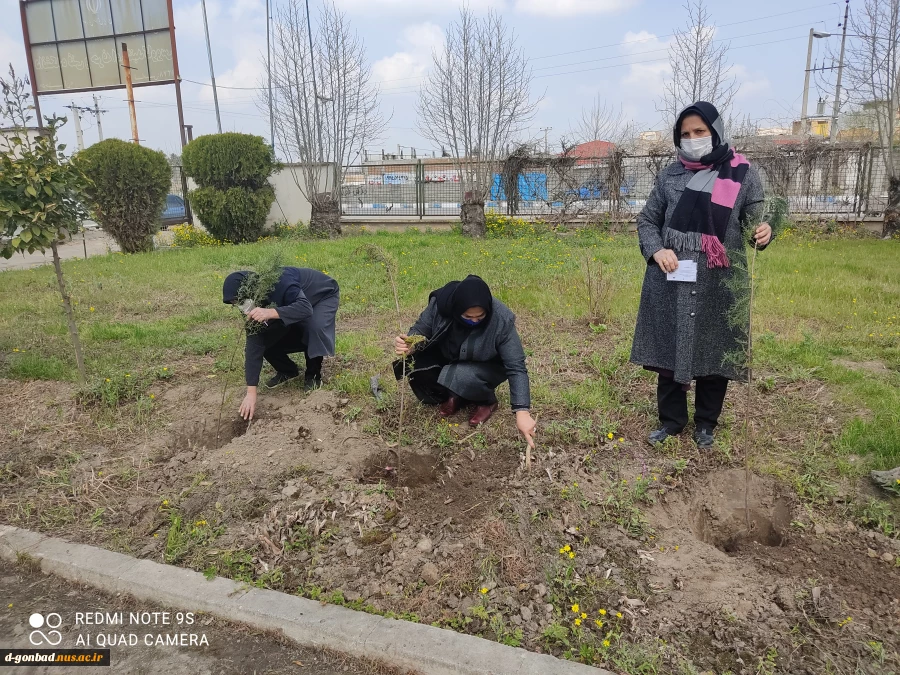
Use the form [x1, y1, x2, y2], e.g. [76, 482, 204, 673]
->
[1, 367, 899, 674]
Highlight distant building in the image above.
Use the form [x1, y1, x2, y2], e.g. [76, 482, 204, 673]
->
[0, 126, 42, 158]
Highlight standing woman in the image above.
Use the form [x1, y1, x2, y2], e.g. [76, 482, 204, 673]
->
[394, 275, 537, 449]
[630, 101, 772, 448]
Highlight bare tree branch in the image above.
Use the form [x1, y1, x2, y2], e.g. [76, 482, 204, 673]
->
[659, 0, 739, 129]
[838, 0, 900, 236]
[417, 8, 539, 236]
[263, 0, 385, 235]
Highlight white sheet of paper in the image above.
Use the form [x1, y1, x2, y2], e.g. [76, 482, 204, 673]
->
[666, 259, 698, 282]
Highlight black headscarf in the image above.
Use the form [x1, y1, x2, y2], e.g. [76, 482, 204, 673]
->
[429, 275, 493, 361]
[222, 271, 251, 304]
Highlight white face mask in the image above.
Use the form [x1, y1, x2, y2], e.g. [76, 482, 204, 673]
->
[680, 136, 713, 161]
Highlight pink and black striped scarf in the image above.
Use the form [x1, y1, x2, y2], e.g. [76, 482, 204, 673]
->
[665, 101, 750, 269]
[664, 148, 750, 269]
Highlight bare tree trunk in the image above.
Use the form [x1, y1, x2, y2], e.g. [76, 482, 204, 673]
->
[50, 241, 86, 383]
[460, 200, 486, 237]
[884, 176, 900, 238]
[310, 194, 342, 237]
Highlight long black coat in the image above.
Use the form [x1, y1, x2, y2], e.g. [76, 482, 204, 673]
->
[243, 267, 339, 386]
[404, 297, 531, 411]
[630, 162, 767, 384]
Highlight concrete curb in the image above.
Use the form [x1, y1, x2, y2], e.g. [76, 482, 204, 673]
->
[0, 526, 610, 675]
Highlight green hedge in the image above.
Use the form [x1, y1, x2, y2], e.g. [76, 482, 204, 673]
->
[181, 133, 276, 243]
[75, 139, 170, 253]
[189, 185, 275, 244]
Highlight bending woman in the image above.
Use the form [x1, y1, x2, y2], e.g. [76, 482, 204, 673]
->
[630, 101, 772, 448]
[222, 266, 340, 421]
[393, 275, 536, 449]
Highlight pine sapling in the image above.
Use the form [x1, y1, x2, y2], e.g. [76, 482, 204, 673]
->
[722, 197, 788, 531]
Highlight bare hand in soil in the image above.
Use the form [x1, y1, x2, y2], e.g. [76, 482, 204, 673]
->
[516, 410, 537, 449]
[394, 334, 410, 355]
[240, 388, 257, 420]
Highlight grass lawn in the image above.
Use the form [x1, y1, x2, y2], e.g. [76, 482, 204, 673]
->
[2, 226, 899, 672]
[2, 227, 897, 466]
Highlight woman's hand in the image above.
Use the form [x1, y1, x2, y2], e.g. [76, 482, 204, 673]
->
[239, 387, 258, 421]
[394, 334, 410, 356]
[516, 411, 536, 450]
[753, 222, 772, 247]
[247, 307, 279, 323]
[652, 248, 679, 273]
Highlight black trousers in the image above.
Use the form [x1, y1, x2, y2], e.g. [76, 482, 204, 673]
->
[265, 334, 322, 379]
[657, 374, 728, 432]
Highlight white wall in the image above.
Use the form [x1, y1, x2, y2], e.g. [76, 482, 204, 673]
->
[266, 163, 333, 226]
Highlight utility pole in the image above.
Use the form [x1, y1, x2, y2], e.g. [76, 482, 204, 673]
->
[66, 102, 85, 150]
[93, 95, 104, 141]
[266, 0, 275, 151]
[200, 0, 222, 133]
[800, 28, 814, 134]
[830, 0, 849, 141]
[305, 0, 323, 163]
[540, 127, 552, 154]
[121, 43, 139, 144]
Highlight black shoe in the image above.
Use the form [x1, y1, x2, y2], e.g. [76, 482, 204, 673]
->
[648, 427, 678, 444]
[266, 372, 300, 389]
[303, 374, 322, 391]
[694, 428, 715, 448]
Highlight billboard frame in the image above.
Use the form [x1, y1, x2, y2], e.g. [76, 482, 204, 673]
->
[19, 0, 187, 147]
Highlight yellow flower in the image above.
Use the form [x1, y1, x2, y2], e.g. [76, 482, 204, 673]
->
[480, 587, 488, 594]
[559, 547, 566, 554]
[607, 432, 614, 439]
[562, 545, 571, 553]
[568, 552, 575, 559]
[105, 378, 110, 382]
[162, 499, 169, 506]
[12, 348, 18, 352]
[125, 373, 130, 378]
[598, 609, 606, 615]
[580, 612, 587, 619]
[616, 612, 623, 618]
[603, 639, 611, 648]
[163, 367, 168, 371]
[573, 483, 578, 487]
[571, 603, 579, 613]
[618, 437, 625, 442]
[8, 603, 12, 608]
[153, 533, 159, 537]
[149, 394, 155, 400]
[594, 619, 603, 627]
[89, 306, 95, 312]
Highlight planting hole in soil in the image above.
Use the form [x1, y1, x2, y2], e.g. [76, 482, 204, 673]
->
[690, 498, 790, 554]
[166, 415, 252, 454]
[359, 449, 442, 488]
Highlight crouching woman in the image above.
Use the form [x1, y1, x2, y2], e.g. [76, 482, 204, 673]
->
[393, 275, 536, 449]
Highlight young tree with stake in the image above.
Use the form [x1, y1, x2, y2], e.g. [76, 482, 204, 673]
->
[418, 9, 539, 237]
[0, 66, 90, 382]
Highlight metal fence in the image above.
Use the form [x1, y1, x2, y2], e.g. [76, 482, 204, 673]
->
[340, 144, 889, 220]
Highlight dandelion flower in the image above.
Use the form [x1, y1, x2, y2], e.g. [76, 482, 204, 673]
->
[571, 603, 579, 613]
[603, 639, 611, 648]
[574, 618, 581, 626]
[559, 547, 566, 554]
[594, 619, 603, 628]
[607, 432, 614, 439]
[580, 612, 587, 619]
[89, 307, 95, 312]
[569, 552, 576, 559]
[598, 609, 606, 615]
[480, 587, 488, 595]
[163, 367, 168, 371]
[562, 545, 571, 553]
[616, 612, 623, 619]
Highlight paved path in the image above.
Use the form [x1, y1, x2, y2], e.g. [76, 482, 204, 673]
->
[0, 560, 393, 675]
[0, 228, 119, 272]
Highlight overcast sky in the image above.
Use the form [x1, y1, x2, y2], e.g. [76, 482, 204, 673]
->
[0, 0, 846, 158]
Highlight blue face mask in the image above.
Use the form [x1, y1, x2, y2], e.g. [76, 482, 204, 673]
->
[460, 316, 482, 327]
